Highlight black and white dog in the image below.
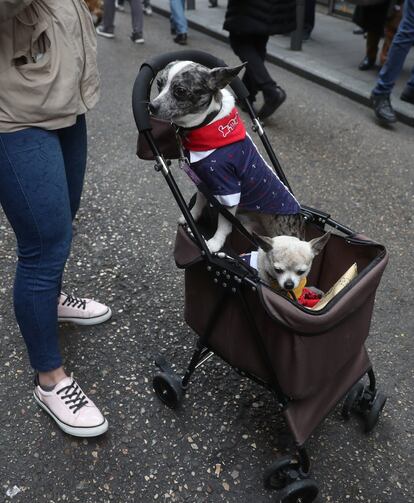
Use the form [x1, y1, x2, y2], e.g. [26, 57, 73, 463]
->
[149, 61, 304, 254]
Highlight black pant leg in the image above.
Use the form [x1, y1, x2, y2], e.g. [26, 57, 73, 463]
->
[229, 33, 276, 96]
[304, 0, 316, 33]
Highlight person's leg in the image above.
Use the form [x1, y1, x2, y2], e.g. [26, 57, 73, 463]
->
[57, 116, 112, 325]
[170, 0, 187, 34]
[229, 33, 259, 100]
[129, 0, 144, 39]
[143, 0, 152, 14]
[229, 33, 285, 118]
[230, 34, 276, 94]
[255, 35, 287, 119]
[58, 115, 87, 222]
[366, 31, 381, 61]
[372, 0, 414, 96]
[0, 126, 108, 437]
[359, 31, 381, 70]
[0, 128, 73, 374]
[98, 0, 116, 36]
[379, 5, 403, 66]
[304, 0, 316, 37]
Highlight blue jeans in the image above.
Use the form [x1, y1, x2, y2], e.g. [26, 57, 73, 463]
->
[0, 116, 87, 372]
[170, 0, 187, 34]
[372, 0, 414, 95]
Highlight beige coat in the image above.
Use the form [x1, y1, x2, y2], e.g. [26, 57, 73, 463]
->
[0, 0, 100, 132]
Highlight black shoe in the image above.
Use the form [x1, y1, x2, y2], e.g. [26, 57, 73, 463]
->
[370, 93, 397, 125]
[209, 0, 218, 6]
[258, 87, 286, 120]
[174, 33, 187, 45]
[130, 32, 144, 44]
[400, 85, 414, 105]
[358, 56, 375, 71]
[353, 28, 365, 35]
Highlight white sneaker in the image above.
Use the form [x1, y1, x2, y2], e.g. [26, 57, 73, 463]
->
[143, 5, 152, 15]
[58, 292, 112, 325]
[96, 26, 115, 38]
[34, 375, 108, 437]
[115, 0, 125, 11]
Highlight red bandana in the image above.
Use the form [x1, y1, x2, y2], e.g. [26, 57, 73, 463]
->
[182, 107, 246, 151]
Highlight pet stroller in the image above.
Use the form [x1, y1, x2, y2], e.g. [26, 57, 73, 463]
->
[132, 50, 389, 502]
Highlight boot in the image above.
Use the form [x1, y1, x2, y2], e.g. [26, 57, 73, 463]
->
[258, 86, 286, 120]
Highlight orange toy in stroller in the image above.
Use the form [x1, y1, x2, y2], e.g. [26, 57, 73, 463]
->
[132, 50, 388, 503]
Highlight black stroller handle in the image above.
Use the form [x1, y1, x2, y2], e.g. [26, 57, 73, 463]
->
[132, 50, 250, 132]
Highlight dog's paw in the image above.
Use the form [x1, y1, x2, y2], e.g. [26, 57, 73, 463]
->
[206, 237, 223, 253]
[178, 215, 186, 225]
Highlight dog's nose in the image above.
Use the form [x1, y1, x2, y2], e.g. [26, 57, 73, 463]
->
[284, 280, 294, 290]
[148, 101, 159, 115]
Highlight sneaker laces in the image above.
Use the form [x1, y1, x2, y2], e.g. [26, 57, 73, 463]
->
[61, 293, 87, 310]
[57, 374, 89, 413]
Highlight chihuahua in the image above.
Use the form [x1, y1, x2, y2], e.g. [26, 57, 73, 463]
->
[149, 61, 304, 252]
[253, 232, 331, 292]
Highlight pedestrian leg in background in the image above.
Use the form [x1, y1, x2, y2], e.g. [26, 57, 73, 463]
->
[371, 0, 414, 124]
[229, 33, 286, 119]
[379, 2, 403, 66]
[359, 31, 381, 70]
[170, 0, 188, 45]
[97, 0, 116, 37]
[143, 0, 152, 15]
[303, 0, 316, 40]
[130, 0, 144, 43]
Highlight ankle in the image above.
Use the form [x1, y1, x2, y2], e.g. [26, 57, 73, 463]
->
[38, 367, 67, 387]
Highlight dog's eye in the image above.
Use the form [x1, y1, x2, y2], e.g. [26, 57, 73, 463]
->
[173, 86, 187, 99]
[274, 268, 284, 274]
[156, 78, 164, 91]
[296, 269, 306, 275]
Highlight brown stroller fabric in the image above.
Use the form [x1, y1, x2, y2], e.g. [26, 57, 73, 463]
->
[136, 117, 181, 160]
[174, 223, 388, 445]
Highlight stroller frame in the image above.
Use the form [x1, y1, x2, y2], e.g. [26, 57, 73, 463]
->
[132, 50, 388, 502]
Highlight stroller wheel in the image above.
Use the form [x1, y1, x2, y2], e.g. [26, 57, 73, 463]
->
[153, 372, 184, 409]
[342, 382, 364, 419]
[364, 392, 387, 433]
[263, 456, 300, 490]
[279, 479, 319, 503]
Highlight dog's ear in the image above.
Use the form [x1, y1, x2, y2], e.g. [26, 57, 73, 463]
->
[309, 232, 331, 256]
[252, 232, 273, 253]
[208, 63, 247, 90]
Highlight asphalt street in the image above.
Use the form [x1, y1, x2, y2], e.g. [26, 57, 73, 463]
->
[0, 9, 413, 503]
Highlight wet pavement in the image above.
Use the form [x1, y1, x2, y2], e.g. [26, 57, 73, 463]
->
[0, 9, 413, 503]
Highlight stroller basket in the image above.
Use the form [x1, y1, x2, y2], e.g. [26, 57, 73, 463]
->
[132, 50, 389, 503]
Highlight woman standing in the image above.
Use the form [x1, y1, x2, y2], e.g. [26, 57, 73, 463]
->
[223, 0, 296, 119]
[0, 0, 111, 437]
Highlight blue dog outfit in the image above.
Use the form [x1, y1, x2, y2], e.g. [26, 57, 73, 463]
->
[182, 107, 300, 214]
